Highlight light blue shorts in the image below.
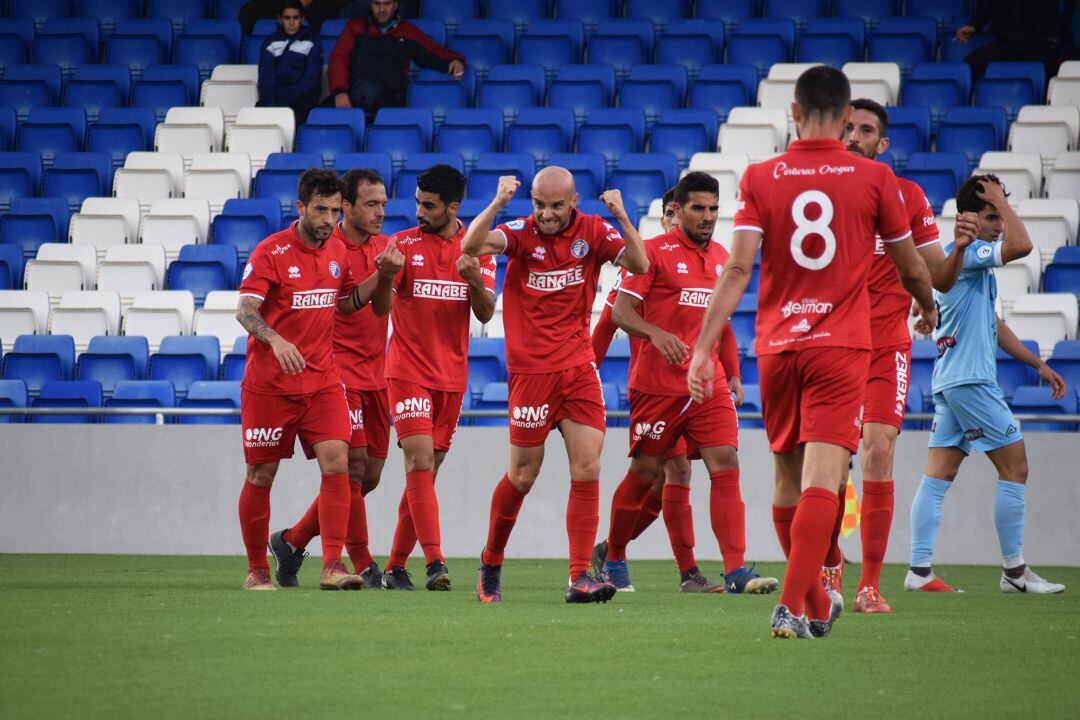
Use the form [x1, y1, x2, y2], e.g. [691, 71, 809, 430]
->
[928, 383, 1023, 455]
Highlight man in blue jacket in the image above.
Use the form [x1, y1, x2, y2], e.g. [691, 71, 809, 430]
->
[258, 0, 323, 123]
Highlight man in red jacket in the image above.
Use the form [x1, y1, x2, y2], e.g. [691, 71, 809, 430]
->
[328, 0, 465, 120]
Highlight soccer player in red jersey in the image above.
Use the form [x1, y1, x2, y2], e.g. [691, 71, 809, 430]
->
[380, 164, 497, 592]
[462, 168, 649, 604]
[601, 172, 779, 595]
[819, 99, 974, 613]
[268, 168, 404, 589]
[687, 66, 937, 638]
[235, 169, 390, 591]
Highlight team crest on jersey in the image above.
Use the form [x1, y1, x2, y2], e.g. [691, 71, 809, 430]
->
[242, 263, 253, 280]
[288, 265, 301, 278]
[328, 261, 340, 278]
[571, 239, 588, 258]
[506, 219, 525, 231]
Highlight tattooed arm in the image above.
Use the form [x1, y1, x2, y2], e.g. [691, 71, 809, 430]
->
[236, 295, 305, 374]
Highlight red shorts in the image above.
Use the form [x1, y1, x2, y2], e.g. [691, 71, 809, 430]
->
[507, 362, 607, 447]
[387, 378, 463, 452]
[758, 347, 870, 454]
[628, 384, 738, 458]
[346, 387, 391, 458]
[862, 344, 911, 431]
[240, 384, 351, 465]
[665, 437, 690, 460]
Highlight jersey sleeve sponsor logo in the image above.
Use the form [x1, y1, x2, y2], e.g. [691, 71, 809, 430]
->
[678, 288, 713, 307]
[412, 279, 469, 300]
[571, 239, 589, 258]
[511, 403, 550, 428]
[329, 261, 341, 278]
[780, 297, 834, 318]
[506, 219, 525, 230]
[291, 289, 338, 309]
[526, 266, 585, 292]
[977, 245, 993, 259]
[242, 262, 253, 280]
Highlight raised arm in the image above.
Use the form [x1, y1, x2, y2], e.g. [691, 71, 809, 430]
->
[461, 176, 517, 257]
[979, 179, 1032, 264]
[599, 189, 648, 275]
[997, 315, 1066, 399]
[612, 291, 688, 365]
[236, 295, 304, 374]
[929, 212, 979, 292]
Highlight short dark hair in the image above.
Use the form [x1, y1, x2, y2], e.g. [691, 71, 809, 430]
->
[851, 97, 888, 135]
[342, 168, 384, 204]
[956, 174, 1009, 214]
[416, 163, 465, 205]
[661, 187, 676, 209]
[297, 168, 343, 204]
[279, 0, 304, 15]
[674, 172, 719, 205]
[795, 65, 851, 121]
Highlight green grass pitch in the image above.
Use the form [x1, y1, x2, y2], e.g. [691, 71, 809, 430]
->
[1, 555, 1077, 719]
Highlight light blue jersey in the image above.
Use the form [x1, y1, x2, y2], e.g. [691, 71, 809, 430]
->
[931, 239, 1004, 393]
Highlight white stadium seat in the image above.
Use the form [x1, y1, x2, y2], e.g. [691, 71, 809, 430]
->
[638, 214, 663, 238]
[757, 79, 796, 112]
[719, 108, 788, 160]
[140, 199, 211, 263]
[688, 152, 748, 199]
[0, 289, 50, 341]
[1048, 76, 1080, 107]
[49, 290, 123, 352]
[226, 107, 296, 171]
[123, 290, 196, 351]
[70, 198, 143, 260]
[194, 290, 245, 354]
[1009, 107, 1079, 174]
[25, 244, 97, 304]
[973, 152, 1043, 200]
[995, 249, 1042, 315]
[1058, 61, 1080, 78]
[156, 108, 226, 171]
[114, 152, 186, 210]
[843, 62, 901, 105]
[1007, 294, 1079, 358]
[766, 63, 819, 81]
[210, 65, 259, 82]
[1047, 152, 1080, 200]
[163, 107, 226, 149]
[96, 245, 167, 309]
[80, 198, 142, 243]
[36, 243, 97, 288]
[184, 153, 252, 217]
[1017, 198, 1080, 264]
[201, 79, 259, 128]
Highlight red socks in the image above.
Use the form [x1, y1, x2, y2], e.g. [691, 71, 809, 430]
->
[346, 482, 374, 572]
[317, 473, 350, 565]
[630, 488, 663, 541]
[567, 480, 599, 576]
[823, 485, 846, 567]
[238, 481, 271, 571]
[778, 488, 840, 618]
[482, 474, 527, 566]
[404, 470, 442, 564]
[709, 469, 747, 573]
[605, 471, 653, 561]
[858, 480, 894, 590]
[387, 491, 417, 569]
[772, 504, 796, 558]
[662, 483, 697, 573]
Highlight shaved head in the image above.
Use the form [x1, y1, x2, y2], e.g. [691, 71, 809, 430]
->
[531, 166, 578, 235]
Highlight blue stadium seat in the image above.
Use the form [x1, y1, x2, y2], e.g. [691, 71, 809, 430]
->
[0, 108, 14, 152]
[548, 152, 606, 200]
[555, 64, 617, 106]
[184, 19, 240, 59]
[63, 66, 133, 125]
[382, 198, 415, 235]
[448, 32, 506, 83]
[332, 152, 394, 190]
[834, 0, 892, 33]
[479, 63, 546, 114]
[222, 197, 281, 229]
[739, 354, 758, 385]
[468, 152, 536, 200]
[166, 261, 229, 307]
[406, 18, 446, 48]
[148, 0, 203, 36]
[619, 79, 678, 133]
[905, 0, 963, 35]
[732, 18, 795, 55]
[44, 151, 112, 213]
[983, 61, 1045, 103]
[141, 64, 201, 104]
[0, 378, 28, 423]
[649, 109, 718, 171]
[173, 34, 231, 84]
[1048, 340, 1080, 391]
[472, 381, 508, 426]
[578, 108, 646, 174]
[598, 337, 630, 398]
[303, 107, 366, 158]
[79, 0, 138, 40]
[739, 383, 763, 428]
[869, 18, 935, 78]
[34, 19, 98, 81]
[506, 107, 575, 165]
[455, 198, 486, 228]
[407, 78, 466, 129]
[0, 151, 41, 212]
[943, 17, 996, 59]
[610, 153, 678, 218]
[76, 335, 150, 396]
[456, 18, 515, 56]
[211, 215, 266, 262]
[556, 4, 612, 37]
[486, 0, 544, 38]
[937, 107, 1007, 173]
[729, 294, 756, 351]
[726, 36, 787, 81]
[762, 0, 822, 33]
[996, 341, 1039, 401]
[11, 0, 68, 34]
[0, 35, 27, 74]
[105, 379, 175, 423]
[38, 18, 99, 55]
[627, 64, 689, 107]
[909, 338, 936, 407]
[1043, 263, 1080, 304]
[149, 335, 220, 398]
[394, 152, 465, 199]
[30, 379, 102, 424]
[3, 64, 63, 122]
[0, 18, 36, 49]
[420, 0, 475, 37]
[656, 32, 715, 82]
[976, 67, 1041, 122]
[903, 64, 970, 133]
[1, 197, 69, 261]
[884, 105, 930, 170]
[220, 336, 245, 381]
[902, 152, 967, 213]
[467, 336, 506, 396]
[110, 19, 175, 79]
[2, 334, 76, 395]
[131, 80, 188, 125]
[254, 167, 305, 220]
[577, 198, 638, 231]
[0, 244, 25, 289]
[663, 19, 725, 55]
[177, 244, 237, 289]
[517, 20, 584, 83]
[625, 0, 684, 35]
[587, 32, 646, 86]
[797, 17, 865, 67]
[18, 107, 85, 168]
[909, 61, 971, 101]
[297, 122, 360, 169]
[690, 65, 758, 123]
[435, 108, 504, 171]
[696, 0, 752, 35]
[1011, 386, 1078, 432]
[548, 79, 607, 129]
[366, 108, 434, 172]
[87, 107, 155, 169]
[177, 380, 240, 424]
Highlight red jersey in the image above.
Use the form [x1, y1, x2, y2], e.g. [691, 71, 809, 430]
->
[239, 223, 357, 395]
[868, 176, 939, 349]
[496, 210, 626, 374]
[732, 138, 911, 356]
[332, 226, 390, 391]
[620, 228, 731, 395]
[384, 222, 496, 392]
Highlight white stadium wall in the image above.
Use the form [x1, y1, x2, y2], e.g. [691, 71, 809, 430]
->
[0, 426, 1077, 567]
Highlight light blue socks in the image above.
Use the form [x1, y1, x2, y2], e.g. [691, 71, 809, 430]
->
[910, 475, 953, 566]
[994, 479, 1026, 566]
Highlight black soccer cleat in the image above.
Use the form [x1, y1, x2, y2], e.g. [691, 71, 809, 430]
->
[809, 591, 844, 638]
[268, 529, 307, 588]
[381, 565, 416, 591]
[357, 561, 382, 589]
[590, 541, 608, 577]
[426, 560, 451, 591]
[477, 562, 502, 603]
[770, 604, 813, 640]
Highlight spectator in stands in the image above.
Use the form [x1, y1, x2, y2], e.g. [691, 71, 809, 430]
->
[954, 0, 1076, 80]
[258, 1, 323, 123]
[339, 0, 419, 18]
[327, 0, 465, 121]
[240, 0, 342, 36]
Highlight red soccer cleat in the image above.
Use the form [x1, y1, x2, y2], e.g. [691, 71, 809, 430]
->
[904, 570, 962, 593]
[853, 586, 893, 613]
[243, 569, 276, 591]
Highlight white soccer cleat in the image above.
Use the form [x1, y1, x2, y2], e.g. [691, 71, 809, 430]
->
[904, 569, 962, 593]
[1000, 567, 1066, 594]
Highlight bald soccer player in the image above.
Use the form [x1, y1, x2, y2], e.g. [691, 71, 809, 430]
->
[462, 167, 649, 604]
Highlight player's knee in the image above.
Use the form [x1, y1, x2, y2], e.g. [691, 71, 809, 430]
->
[1004, 457, 1028, 484]
[569, 458, 601, 482]
[862, 434, 896, 478]
[246, 465, 276, 487]
[403, 452, 434, 473]
[711, 446, 739, 471]
[664, 460, 691, 487]
[508, 465, 539, 493]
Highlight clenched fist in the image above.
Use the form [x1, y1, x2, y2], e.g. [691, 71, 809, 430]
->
[494, 176, 520, 208]
[456, 254, 483, 284]
[599, 189, 628, 220]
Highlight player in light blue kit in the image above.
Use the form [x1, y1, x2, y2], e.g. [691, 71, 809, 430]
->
[907, 175, 1067, 595]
